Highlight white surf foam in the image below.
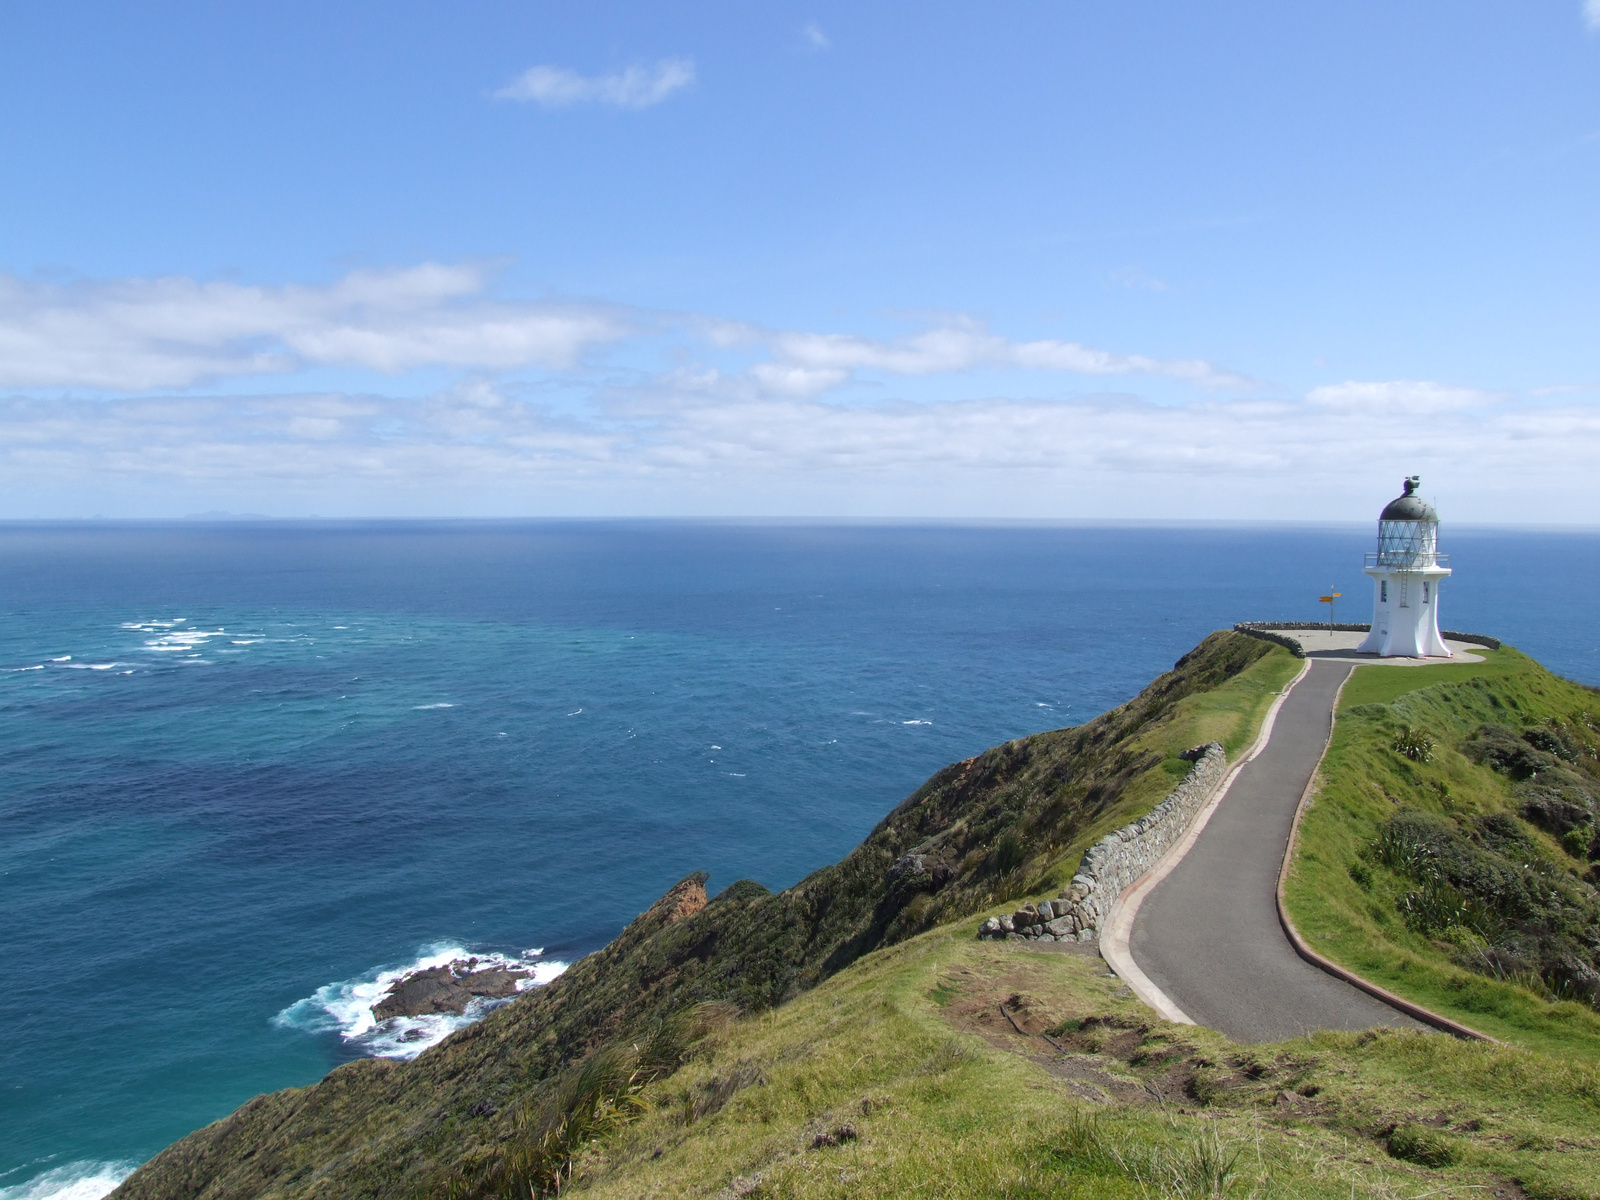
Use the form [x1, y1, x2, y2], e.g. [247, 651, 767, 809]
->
[0, 1162, 136, 1200]
[273, 945, 568, 1061]
[412, 703, 454, 710]
[901, 719, 933, 725]
[128, 621, 231, 657]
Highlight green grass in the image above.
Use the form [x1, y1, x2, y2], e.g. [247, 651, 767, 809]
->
[1288, 645, 1600, 1058]
[568, 925, 1600, 1199]
[1033, 644, 1303, 890]
[1131, 642, 1303, 764]
[1336, 646, 1522, 711]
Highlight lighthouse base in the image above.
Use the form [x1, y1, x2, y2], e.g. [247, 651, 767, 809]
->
[1356, 567, 1452, 658]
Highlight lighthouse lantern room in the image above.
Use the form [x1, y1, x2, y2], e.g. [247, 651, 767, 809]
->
[1355, 476, 1453, 658]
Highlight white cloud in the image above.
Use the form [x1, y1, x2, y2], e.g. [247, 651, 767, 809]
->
[6, 380, 1596, 521]
[1305, 380, 1501, 414]
[495, 60, 695, 109]
[745, 319, 1252, 393]
[803, 23, 830, 49]
[1108, 266, 1171, 293]
[6, 262, 1592, 520]
[0, 265, 626, 389]
[0, 265, 1250, 395]
[1586, 0, 1600, 32]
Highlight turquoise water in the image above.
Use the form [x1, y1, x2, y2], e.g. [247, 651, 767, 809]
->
[2, 520, 1595, 1198]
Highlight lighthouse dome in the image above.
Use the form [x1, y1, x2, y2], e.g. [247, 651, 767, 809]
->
[1379, 477, 1436, 523]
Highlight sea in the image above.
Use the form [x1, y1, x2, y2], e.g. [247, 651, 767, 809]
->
[2, 520, 1596, 1199]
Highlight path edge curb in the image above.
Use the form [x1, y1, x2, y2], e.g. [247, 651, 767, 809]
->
[1274, 668, 1502, 1044]
[1101, 656, 1315, 1025]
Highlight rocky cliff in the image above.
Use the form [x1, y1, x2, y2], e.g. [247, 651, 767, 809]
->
[112, 630, 1277, 1200]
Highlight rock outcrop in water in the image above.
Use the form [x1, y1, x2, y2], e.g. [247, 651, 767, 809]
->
[373, 960, 530, 1020]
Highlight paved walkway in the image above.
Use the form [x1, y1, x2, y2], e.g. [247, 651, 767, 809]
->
[1128, 660, 1425, 1043]
[1286, 629, 1484, 665]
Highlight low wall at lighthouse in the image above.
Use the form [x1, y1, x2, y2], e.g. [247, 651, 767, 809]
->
[977, 742, 1229, 942]
[1233, 621, 1502, 653]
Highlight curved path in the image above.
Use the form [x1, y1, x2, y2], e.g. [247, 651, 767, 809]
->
[1127, 659, 1425, 1043]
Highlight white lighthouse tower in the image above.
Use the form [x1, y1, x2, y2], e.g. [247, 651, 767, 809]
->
[1356, 476, 1452, 658]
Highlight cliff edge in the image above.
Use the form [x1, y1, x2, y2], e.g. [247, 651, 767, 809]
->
[112, 631, 1283, 1200]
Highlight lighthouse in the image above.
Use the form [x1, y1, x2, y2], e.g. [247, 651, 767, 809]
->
[1355, 476, 1452, 658]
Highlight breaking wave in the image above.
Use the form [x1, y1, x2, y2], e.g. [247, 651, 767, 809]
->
[0, 1162, 136, 1200]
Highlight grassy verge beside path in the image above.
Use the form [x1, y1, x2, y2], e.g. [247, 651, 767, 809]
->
[574, 925, 1600, 1199]
[1286, 646, 1600, 1058]
[1009, 642, 1304, 901]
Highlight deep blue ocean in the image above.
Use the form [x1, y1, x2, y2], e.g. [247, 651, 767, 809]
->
[3, 520, 1597, 1198]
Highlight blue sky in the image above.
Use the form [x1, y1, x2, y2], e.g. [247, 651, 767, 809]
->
[1, 1, 1597, 520]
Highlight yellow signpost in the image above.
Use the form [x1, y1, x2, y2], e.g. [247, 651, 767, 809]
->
[1319, 590, 1342, 624]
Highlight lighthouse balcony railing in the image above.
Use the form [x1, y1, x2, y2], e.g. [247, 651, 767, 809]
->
[1364, 552, 1450, 570]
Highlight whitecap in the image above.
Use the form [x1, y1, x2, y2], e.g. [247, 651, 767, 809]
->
[567, 708, 583, 716]
[142, 627, 227, 655]
[63, 663, 119, 671]
[728, 772, 746, 777]
[51, 656, 71, 662]
[3, 665, 44, 672]
[413, 703, 454, 710]
[0, 1161, 137, 1200]
[231, 639, 263, 645]
[902, 720, 933, 726]
[273, 945, 567, 1061]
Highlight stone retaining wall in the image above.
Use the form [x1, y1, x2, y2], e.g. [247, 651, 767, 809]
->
[977, 742, 1228, 944]
[1233, 627, 1306, 657]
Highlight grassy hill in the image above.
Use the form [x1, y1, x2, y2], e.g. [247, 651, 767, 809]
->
[1285, 646, 1600, 1056]
[111, 632, 1600, 1200]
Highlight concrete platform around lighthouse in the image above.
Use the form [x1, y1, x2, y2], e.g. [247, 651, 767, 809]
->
[1261, 628, 1485, 665]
